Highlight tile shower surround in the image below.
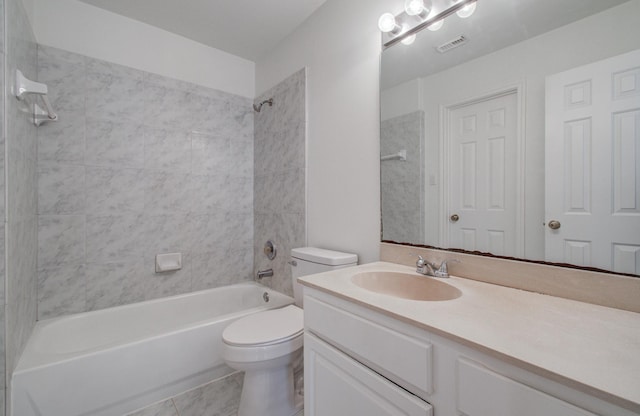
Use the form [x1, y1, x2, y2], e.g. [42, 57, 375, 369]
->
[253, 69, 306, 297]
[36, 45, 255, 319]
[5, 0, 38, 413]
[380, 111, 424, 243]
[34, 48, 306, 415]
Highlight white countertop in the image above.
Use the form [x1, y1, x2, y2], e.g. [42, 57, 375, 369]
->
[298, 261, 640, 412]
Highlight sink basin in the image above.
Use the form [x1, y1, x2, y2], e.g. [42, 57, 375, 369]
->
[351, 271, 462, 301]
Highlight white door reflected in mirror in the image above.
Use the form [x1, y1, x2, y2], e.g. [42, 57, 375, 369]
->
[446, 91, 519, 257]
[545, 49, 640, 274]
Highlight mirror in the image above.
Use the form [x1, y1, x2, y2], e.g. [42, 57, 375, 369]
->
[380, 0, 640, 276]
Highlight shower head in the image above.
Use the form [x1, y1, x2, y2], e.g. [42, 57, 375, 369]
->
[253, 98, 274, 112]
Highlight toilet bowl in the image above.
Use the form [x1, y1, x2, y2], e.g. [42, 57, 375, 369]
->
[223, 305, 304, 416]
[222, 247, 357, 416]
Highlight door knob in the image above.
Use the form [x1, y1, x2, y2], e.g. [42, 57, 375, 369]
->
[548, 220, 561, 230]
[450, 214, 460, 222]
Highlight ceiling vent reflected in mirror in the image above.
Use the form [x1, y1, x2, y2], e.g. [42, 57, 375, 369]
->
[436, 35, 468, 53]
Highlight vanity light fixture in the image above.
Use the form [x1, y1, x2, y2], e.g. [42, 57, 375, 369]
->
[456, 1, 476, 18]
[427, 19, 444, 31]
[404, 0, 431, 18]
[401, 34, 417, 45]
[378, 12, 402, 34]
[379, 0, 478, 48]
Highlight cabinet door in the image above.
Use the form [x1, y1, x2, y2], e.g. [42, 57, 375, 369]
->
[458, 358, 598, 416]
[305, 295, 433, 399]
[305, 333, 432, 416]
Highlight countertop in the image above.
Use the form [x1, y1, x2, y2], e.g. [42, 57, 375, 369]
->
[298, 261, 640, 412]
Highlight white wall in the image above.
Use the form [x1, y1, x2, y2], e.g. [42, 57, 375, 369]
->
[20, 0, 35, 26]
[256, 0, 396, 264]
[381, 78, 422, 121]
[32, 0, 255, 98]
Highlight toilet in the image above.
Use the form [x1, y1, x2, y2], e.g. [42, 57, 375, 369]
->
[222, 247, 358, 416]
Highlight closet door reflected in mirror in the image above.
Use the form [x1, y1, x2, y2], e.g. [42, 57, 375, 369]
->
[380, 0, 640, 276]
[445, 91, 520, 257]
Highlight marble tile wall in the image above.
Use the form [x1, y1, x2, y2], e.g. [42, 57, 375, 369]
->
[126, 372, 243, 416]
[380, 111, 424, 243]
[4, 0, 38, 414]
[254, 69, 306, 296]
[36, 45, 255, 320]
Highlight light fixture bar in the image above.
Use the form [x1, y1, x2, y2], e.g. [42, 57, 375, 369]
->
[382, 0, 477, 48]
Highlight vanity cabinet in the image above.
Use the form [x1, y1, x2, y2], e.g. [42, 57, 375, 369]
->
[457, 358, 597, 416]
[305, 333, 432, 415]
[304, 295, 433, 399]
[304, 288, 637, 416]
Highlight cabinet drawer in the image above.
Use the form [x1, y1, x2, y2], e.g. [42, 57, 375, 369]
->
[457, 358, 598, 416]
[304, 295, 433, 398]
[305, 333, 433, 416]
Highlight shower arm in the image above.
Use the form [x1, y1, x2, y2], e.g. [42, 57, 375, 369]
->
[253, 98, 274, 112]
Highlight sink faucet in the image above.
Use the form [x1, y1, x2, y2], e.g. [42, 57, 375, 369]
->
[415, 256, 459, 278]
[415, 256, 430, 275]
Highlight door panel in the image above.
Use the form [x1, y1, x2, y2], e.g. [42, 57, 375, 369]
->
[545, 49, 640, 273]
[448, 92, 519, 256]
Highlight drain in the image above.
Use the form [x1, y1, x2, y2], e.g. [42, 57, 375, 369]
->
[263, 292, 270, 302]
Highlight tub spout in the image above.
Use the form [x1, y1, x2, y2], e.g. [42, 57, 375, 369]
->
[257, 269, 274, 280]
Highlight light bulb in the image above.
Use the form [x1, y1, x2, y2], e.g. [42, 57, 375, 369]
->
[404, 0, 431, 17]
[456, 1, 476, 18]
[378, 13, 399, 33]
[427, 19, 444, 31]
[401, 34, 416, 45]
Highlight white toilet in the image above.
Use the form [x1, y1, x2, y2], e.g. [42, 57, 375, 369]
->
[222, 247, 358, 416]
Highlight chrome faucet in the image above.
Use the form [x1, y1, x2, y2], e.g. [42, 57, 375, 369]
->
[415, 256, 459, 278]
[256, 269, 274, 280]
[415, 256, 430, 275]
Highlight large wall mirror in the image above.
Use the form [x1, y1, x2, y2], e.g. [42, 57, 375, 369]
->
[380, 0, 640, 276]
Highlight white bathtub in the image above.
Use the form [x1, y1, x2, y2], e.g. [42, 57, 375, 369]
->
[12, 282, 294, 416]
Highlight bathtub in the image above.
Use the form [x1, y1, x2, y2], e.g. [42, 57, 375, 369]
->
[12, 282, 294, 416]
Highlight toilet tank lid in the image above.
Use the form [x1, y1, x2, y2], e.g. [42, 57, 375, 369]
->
[291, 247, 358, 266]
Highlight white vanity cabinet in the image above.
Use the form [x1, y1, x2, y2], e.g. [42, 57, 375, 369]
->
[457, 358, 598, 416]
[304, 292, 434, 416]
[303, 288, 638, 416]
[305, 334, 432, 415]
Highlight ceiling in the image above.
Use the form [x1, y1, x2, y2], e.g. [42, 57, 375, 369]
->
[381, 0, 631, 89]
[79, 0, 327, 61]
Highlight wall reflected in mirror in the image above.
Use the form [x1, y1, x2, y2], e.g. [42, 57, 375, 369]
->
[380, 0, 640, 276]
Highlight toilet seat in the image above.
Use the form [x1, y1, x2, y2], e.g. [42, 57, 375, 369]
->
[223, 305, 304, 347]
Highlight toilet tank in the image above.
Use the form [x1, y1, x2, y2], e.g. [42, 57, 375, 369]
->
[291, 247, 358, 306]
